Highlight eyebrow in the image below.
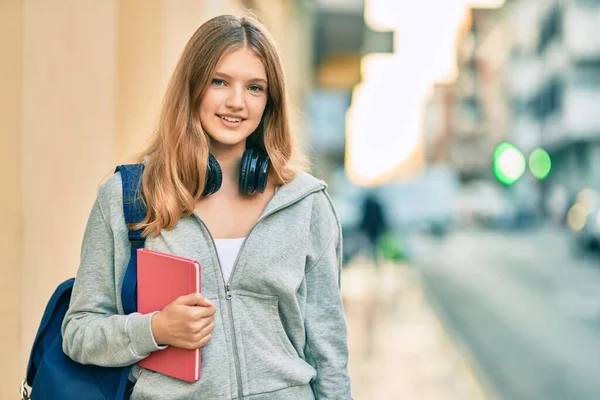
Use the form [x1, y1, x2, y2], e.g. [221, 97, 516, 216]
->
[214, 71, 268, 85]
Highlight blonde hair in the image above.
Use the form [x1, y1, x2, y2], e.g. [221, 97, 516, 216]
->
[131, 15, 302, 237]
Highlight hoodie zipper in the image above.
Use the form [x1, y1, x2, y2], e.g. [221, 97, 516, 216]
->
[194, 185, 324, 400]
[198, 224, 245, 400]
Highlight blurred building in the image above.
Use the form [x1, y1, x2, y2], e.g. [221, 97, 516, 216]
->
[306, 0, 393, 184]
[507, 0, 600, 197]
[0, 1, 312, 396]
[425, 6, 511, 182]
[427, 0, 600, 210]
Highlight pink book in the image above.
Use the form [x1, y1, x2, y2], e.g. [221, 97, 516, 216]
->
[136, 249, 201, 382]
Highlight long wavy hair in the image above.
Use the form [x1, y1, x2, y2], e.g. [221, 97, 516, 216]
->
[131, 15, 301, 237]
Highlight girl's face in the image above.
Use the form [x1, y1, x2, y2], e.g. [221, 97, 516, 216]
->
[199, 47, 269, 154]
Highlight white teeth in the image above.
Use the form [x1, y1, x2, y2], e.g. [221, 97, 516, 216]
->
[221, 116, 241, 123]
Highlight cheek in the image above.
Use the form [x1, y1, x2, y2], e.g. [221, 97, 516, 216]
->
[200, 92, 221, 114]
[199, 100, 209, 118]
[249, 97, 268, 118]
[199, 103, 211, 126]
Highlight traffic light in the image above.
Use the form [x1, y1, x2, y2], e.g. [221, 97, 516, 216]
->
[493, 142, 525, 185]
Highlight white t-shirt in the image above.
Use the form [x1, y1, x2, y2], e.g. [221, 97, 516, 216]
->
[214, 238, 245, 282]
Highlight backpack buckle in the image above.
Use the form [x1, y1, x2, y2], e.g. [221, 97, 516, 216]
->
[20, 380, 30, 400]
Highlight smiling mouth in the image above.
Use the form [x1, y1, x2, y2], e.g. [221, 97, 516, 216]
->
[218, 115, 244, 123]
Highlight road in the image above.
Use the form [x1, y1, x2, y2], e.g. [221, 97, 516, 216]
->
[411, 226, 600, 400]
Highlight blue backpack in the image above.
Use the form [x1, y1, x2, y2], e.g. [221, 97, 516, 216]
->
[22, 164, 146, 400]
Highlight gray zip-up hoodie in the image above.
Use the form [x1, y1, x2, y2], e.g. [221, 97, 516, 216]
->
[62, 170, 352, 399]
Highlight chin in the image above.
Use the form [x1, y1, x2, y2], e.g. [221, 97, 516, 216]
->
[211, 133, 252, 147]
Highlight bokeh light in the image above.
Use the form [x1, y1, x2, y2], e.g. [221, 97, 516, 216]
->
[528, 148, 551, 180]
[576, 188, 597, 210]
[493, 142, 526, 185]
[567, 203, 588, 232]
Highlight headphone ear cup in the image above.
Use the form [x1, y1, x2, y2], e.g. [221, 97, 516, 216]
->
[239, 149, 252, 195]
[246, 151, 260, 195]
[202, 153, 222, 196]
[256, 152, 269, 193]
[239, 148, 269, 195]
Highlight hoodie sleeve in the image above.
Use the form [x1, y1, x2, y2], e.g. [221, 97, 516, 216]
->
[304, 191, 352, 399]
[61, 175, 163, 367]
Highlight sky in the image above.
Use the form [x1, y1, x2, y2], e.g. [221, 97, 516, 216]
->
[346, 0, 506, 185]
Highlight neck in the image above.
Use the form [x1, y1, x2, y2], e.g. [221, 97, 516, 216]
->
[210, 143, 245, 188]
[216, 154, 242, 187]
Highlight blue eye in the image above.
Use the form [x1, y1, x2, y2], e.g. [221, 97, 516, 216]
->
[249, 85, 263, 93]
[212, 78, 225, 86]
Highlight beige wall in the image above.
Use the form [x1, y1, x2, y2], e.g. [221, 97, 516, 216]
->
[3, 1, 311, 397]
[115, 0, 164, 164]
[20, 1, 118, 392]
[0, 1, 24, 398]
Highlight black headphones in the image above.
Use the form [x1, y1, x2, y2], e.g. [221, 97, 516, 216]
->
[202, 148, 270, 197]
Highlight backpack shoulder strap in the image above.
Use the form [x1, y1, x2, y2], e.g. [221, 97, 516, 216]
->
[115, 164, 146, 315]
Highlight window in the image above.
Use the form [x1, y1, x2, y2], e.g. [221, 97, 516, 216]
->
[537, 6, 562, 55]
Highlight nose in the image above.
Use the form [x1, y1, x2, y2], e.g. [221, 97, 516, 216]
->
[225, 86, 244, 110]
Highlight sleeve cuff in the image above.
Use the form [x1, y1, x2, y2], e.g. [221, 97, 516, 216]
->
[126, 312, 167, 357]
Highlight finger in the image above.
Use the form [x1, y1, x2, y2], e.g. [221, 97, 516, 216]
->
[181, 340, 197, 350]
[190, 321, 214, 343]
[194, 333, 212, 349]
[190, 316, 213, 333]
[190, 305, 216, 320]
[202, 321, 215, 334]
[177, 292, 213, 307]
[192, 320, 215, 335]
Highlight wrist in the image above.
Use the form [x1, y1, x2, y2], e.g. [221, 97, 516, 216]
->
[150, 312, 167, 346]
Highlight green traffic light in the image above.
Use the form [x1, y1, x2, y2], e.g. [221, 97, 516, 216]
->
[493, 142, 513, 161]
[493, 143, 526, 185]
[529, 148, 551, 180]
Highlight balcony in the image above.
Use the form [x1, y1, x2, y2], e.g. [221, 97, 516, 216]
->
[540, 85, 600, 149]
[456, 69, 476, 97]
[513, 116, 541, 153]
[509, 57, 542, 99]
[564, 4, 600, 61]
[563, 86, 600, 140]
[541, 112, 565, 149]
[452, 98, 481, 137]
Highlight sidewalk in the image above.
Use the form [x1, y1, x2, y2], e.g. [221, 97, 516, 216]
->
[342, 260, 492, 400]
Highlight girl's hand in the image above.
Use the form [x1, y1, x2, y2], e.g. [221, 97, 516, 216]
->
[150, 292, 216, 349]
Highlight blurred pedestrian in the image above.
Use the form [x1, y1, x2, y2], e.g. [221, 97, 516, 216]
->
[359, 192, 388, 266]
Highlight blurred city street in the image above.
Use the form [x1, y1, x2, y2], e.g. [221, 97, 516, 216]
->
[410, 226, 600, 400]
[9, 0, 600, 399]
[343, 225, 600, 400]
[342, 260, 491, 400]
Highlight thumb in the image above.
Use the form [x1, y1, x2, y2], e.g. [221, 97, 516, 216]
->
[177, 292, 213, 307]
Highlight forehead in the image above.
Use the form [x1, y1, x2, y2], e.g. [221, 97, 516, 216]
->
[215, 47, 267, 80]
